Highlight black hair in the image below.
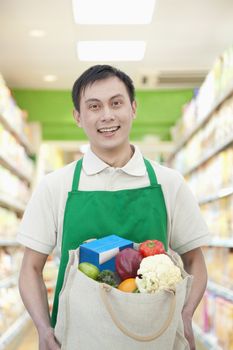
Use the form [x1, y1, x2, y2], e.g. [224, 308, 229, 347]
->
[72, 65, 135, 112]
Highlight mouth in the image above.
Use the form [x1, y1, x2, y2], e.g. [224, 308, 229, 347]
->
[97, 126, 120, 135]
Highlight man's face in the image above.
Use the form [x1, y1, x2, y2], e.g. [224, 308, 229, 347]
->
[74, 76, 136, 154]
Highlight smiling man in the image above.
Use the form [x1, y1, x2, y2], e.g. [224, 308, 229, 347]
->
[18, 65, 209, 350]
[73, 74, 136, 167]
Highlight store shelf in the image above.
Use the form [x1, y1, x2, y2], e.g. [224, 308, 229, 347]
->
[0, 312, 30, 350]
[193, 323, 222, 350]
[0, 275, 17, 289]
[0, 193, 25, 215]
[207, 280, 233, 302]
[169, 82, 233, 160]
[45, 280, 56, 290]
[0, 114, 31, 155]
[0, 239, 20, 247]
[198, 186, 233, 205]
[183, 133, 233, 176]
[0, 152, 31, 184]
[209, 237, 233, 248]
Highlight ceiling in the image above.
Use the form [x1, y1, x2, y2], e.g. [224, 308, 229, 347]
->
[1, 0, 233, 90]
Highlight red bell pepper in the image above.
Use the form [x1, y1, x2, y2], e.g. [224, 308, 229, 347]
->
[139, 240, 165, 257]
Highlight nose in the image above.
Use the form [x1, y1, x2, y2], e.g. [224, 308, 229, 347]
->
[100, 106, 115, 122]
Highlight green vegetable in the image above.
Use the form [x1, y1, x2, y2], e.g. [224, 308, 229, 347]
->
[96, 270, 118, 287]
[78, 262, 100, 280]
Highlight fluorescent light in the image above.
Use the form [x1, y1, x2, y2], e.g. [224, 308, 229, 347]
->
[72, 0, 156, 24]
[43, 75, 57, 82]
[77, 41, 146, 61]
[29, 29, 46, 38]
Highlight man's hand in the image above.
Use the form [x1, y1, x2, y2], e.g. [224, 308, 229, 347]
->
[39, 327, 61, 350]
[182, 309, 196, 350]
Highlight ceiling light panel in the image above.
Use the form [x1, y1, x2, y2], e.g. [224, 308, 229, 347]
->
[29, 29, 46, 37]
[72, 0, 156, 24]
[43, 75, 57, 82]
[77, 41, 146, 61]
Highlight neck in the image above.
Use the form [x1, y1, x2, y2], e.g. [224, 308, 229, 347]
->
[92, 144, 134, 168]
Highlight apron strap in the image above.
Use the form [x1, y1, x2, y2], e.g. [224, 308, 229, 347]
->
[72, 158, 83, 191]
[143, 158, 158, 185]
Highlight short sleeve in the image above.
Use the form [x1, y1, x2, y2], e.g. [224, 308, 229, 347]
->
[17, 178, 57, 255]
[170, 180, 210, 254]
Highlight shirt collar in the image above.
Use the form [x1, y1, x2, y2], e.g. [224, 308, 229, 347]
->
[82, 145, 146, 177]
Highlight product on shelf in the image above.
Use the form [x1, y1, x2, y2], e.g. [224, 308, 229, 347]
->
[0, 207, 20, 240]
[171, 96, 233, 174]
[0, 246, 25, 336]
[0, 74, 28, 138]
[0, 73, 36, 346]
[201, 196, 233, 240]
[204, 247, 229, 285]
[215, 297, 233, 350]
[195, 71, 216, 123]
[204, 291, 215, 334]
[171, 45, 233, 144]
[193, 290, 216, 334]
[186, 147, 233, 201]
[194, 290, 233, 350]
[0, 247, 24, 280]
[168, 45, 233, 350]
[205, 246, 233, 289]
[0, 124, 34, 177]
[0, 165, 31, 204]
[0, 285, 25, 336]
[231, 195, 233, 233]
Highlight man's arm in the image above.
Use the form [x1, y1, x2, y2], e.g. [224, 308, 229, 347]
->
[18, 247, 60, 350]
[180, 247, 208, 350]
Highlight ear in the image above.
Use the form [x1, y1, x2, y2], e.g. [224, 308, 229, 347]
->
[73, 109, 82, 127]
[131, 100, 137, 120]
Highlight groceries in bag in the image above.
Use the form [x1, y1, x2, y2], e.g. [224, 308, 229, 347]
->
[79, 234, 133, 272]
[78, 236, 184, 293]
[136, 254, 182, 293]
[55, 235, 192, 349]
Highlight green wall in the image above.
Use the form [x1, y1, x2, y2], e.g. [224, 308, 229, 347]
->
[13, 89, 193, 141]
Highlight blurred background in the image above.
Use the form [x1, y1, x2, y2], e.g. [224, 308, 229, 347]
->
[0, 1, 233, 349]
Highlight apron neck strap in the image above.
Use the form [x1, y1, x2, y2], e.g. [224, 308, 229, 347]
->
[143, 158, 158, 185]
[72, 158, 83, 191]
[72, 158, 158, 190]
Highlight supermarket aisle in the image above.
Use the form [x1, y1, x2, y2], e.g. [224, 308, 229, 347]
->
[1, 36, 233, 350]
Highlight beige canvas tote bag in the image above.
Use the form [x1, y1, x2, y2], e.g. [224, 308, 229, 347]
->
[55, 247, 193, 350]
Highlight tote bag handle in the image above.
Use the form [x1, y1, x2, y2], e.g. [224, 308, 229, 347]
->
[99, 284, 176, 342]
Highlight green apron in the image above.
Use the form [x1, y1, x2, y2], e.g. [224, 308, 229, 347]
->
[51, 158, 168, 327]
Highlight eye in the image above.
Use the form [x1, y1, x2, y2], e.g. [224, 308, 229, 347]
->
[112, 99, 122, 108]
[89, 103, 100, 111]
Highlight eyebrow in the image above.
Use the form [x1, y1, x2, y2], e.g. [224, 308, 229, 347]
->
[85, 94, 125, 104]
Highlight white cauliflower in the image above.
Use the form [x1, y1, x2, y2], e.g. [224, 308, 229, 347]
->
[135, 254, 182, 293]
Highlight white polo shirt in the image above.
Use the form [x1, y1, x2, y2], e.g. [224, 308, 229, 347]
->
[17, 146, 210, 256]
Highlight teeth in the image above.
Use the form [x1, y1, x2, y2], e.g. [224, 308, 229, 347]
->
[99, 127, 119, 133]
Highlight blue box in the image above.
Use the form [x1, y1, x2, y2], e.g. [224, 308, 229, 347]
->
[79, 235, 133, 271]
